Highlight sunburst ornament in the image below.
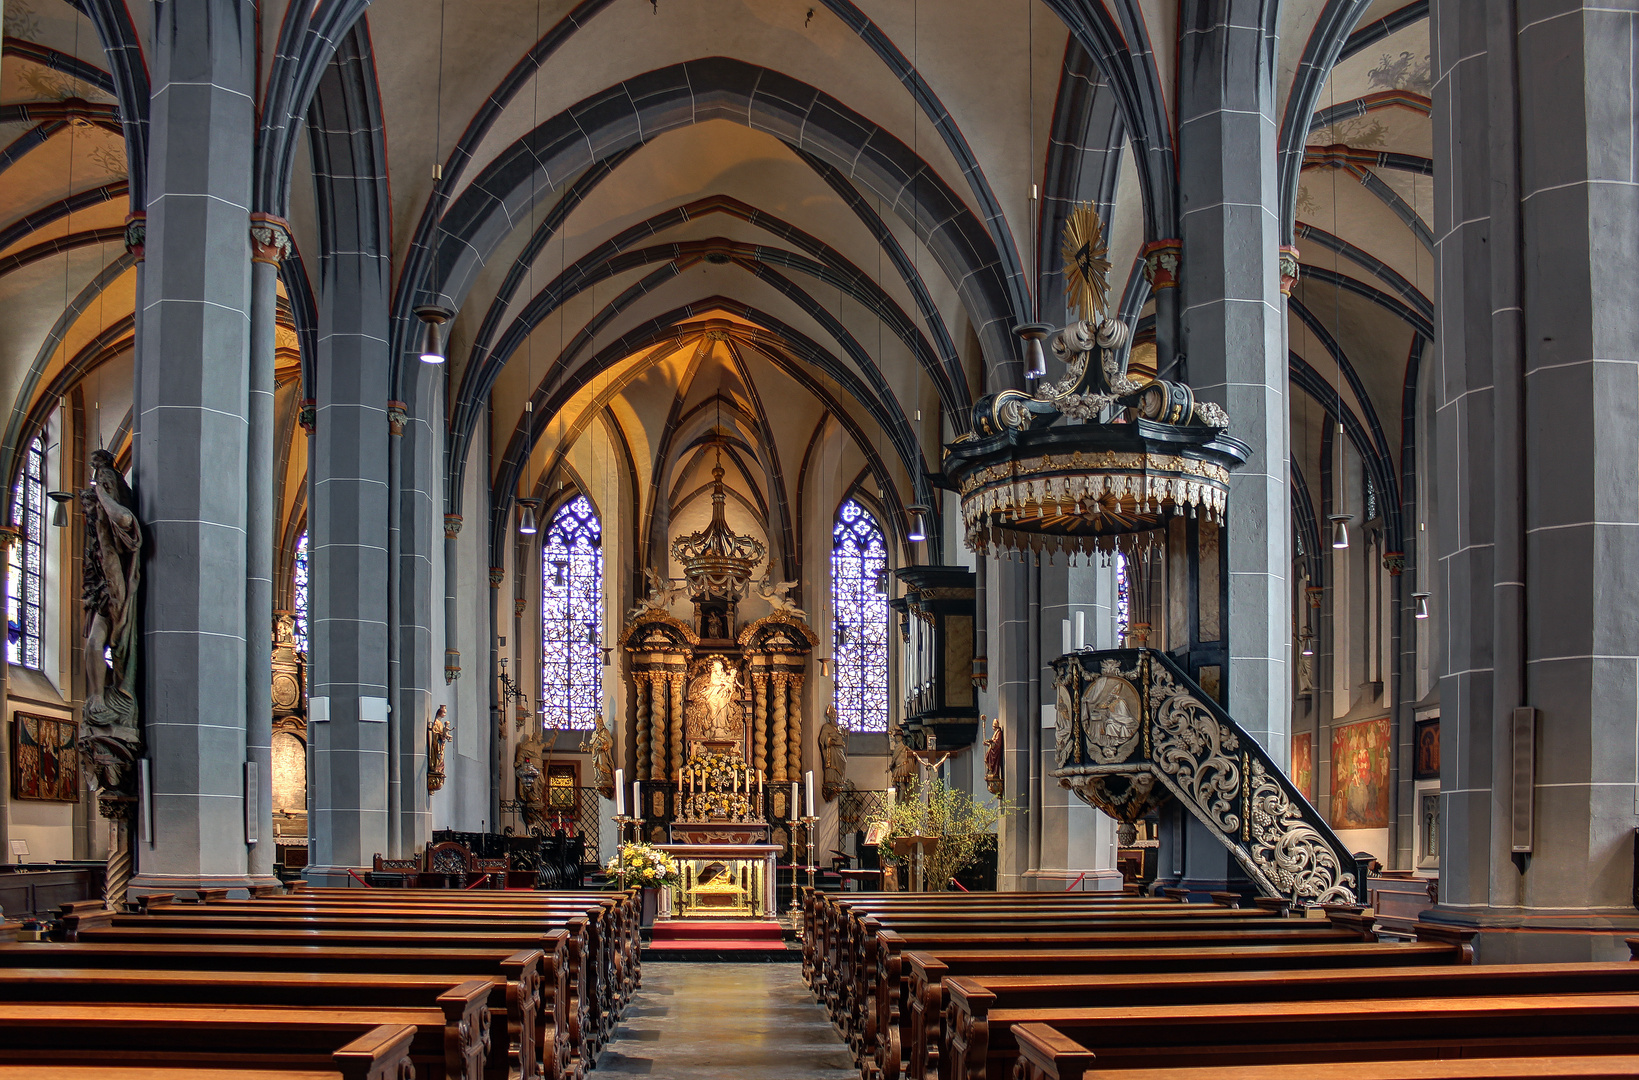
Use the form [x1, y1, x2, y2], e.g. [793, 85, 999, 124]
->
[1061, 202, 1111, 320]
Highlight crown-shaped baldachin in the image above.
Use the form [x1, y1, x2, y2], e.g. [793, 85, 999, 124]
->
[670, 463, 766, 601]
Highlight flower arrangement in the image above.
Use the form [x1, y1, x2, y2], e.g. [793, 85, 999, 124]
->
[604, 842, 681, 889]
[869, 778, 1011, 892]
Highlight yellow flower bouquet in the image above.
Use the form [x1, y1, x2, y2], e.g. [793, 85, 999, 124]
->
[604, 842, 681, 889]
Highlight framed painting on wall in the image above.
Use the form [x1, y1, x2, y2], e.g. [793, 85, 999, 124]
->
[1291, 731, 1314, 802]
[1329, 716, 1389, 830]
[11, 712, 80, 803]
[1413, 717, 1441, 780]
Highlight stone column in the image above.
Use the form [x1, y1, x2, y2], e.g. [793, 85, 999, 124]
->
[995, 558, 1033, 888]
[668, 673, 685, 782]
[131, 0, 256, 894]
[1428, 0, 1639, 956]
[633, 672, 652, 782]
[1174, 0, 1289, 761]
[771, 674, 789, 783]
[647, 675, 667, 782]
[306, 192, 393, 882]
[785, 673, 804, 783]
[244, 218, 288, 886]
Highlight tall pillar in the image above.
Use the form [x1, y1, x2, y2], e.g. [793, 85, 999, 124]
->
[130, 0, 256, 893]
[245, 219, 287, 886]
[1429, 0, 1639, 958]
[392, 369, 439, 855]
[306, 214, 393, 880]
[1175, 0, 1289, 761]
[995, 558, 1033, 888]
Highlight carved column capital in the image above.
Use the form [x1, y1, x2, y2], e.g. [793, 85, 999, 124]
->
[249, 214, 293, 265]
[298, 398, 316, 435]
[1279, 245, 1301, 297]
[489, 566, 505, 588]
[1306, 585, 1325, 608]
[124, 213, 146, 261]
[1140, 239, 1182, 290]
[443, 513, 462, 538]
[444, 648, 461, 683]
[386, 400, 408, 436]
[1382, 551, 1406, 576]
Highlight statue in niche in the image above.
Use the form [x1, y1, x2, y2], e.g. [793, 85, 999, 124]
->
[685, 657, 743, 744]
[427, 705, 451, 794]
[983, 714, 1005, 796]
[704, 610, 728, 639]
[754, 573, 807, 621]
[513, 734, 546, 834]
[817, 703, 847, 802]
[80, 448, 143, 812]
[579, 711, 615, 798]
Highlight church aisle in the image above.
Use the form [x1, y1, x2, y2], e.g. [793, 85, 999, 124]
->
[594, 962, 859, 1078]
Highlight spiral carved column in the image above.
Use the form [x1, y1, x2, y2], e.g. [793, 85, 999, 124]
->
[648, 675, 668, 784]
[751, 672, 769, 778]
[634, 673, 652, 781]
[668, 673, 685, 781]
[785, 673, 805, 782]
[770, 673, 789, 783]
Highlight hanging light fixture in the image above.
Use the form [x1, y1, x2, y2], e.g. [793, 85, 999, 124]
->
[874, 568, 890, 595]
[1017, 322, 1052, 380]
[1412, 591, 1430, 620]
[906, 504, 928, 543]
[549, 558, 566, 587]
[1329, 513, 1350, 550]
[414, 305, 450, 364]
[1299, 627, 1315, 657]
[584, 621, 597, 645]
[601, 645, 613, 666]
[45, 491, 73, 527]
[835, 622, 849, 648]
[817, 657, 831, 678]
[517, 498, 539, 535]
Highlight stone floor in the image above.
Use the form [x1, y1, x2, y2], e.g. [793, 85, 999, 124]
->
[594, 961, 859, 1078]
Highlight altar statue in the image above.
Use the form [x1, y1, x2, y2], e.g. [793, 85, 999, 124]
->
[427, 705, 451, 793]
[580, 711, 615, 798]
[685, 656, 743, 744]
[982, 714, 1004, 796]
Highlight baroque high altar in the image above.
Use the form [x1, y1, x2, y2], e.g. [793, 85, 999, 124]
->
[619, 462, 814, 915]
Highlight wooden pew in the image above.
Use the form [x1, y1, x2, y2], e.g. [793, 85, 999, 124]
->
[0, 1023, 418, 1080]
[65, 908, 608, 1071]
[1011, 1026, 1639, 1080]
[999, 995, 1639, 1080]
[837, 915, 1377, 1079]
[943, 961, 1639, 1080]
[0, 988, 492, 1080]
[842, 914, 1378, 1071]
[892, 934, 1473, 1080]
[0, 942, 550, 1080]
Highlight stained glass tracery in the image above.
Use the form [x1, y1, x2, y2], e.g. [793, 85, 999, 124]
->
[831, 498, 889, 733]
[292, 531, 310, 654]
[1115, 552, 1129, 644]
[542, 495, 602, 731]
[7, 435, 45, 669]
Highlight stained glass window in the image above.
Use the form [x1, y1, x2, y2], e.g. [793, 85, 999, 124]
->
[831, 498, 889, 733]
[1115, 553, 1130, 645]
[7, 435, 45, 669]
[542, 495, 602, 731]
[292, 530, 309, 654]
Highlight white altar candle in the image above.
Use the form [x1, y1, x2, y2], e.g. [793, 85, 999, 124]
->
[633, 780, 642, 819]
[790, 781, 799, 818]
[1061, 618, 1072, 656]
[1075, 611, 1086, 650]
[805, 770, 815, 818]
[614, 769, 625, 816]
[886, 785, 895, 812]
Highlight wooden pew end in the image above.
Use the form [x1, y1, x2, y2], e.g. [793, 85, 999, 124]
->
[1012, 1022, 1096, 1080]
[1412, 921, 1478, 964]
[332, 1022, 419, 1080]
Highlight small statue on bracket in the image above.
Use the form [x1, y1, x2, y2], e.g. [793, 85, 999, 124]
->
[579, 711, 615, 799]
[982, 714, 1004, 796]
[513, 735, 546, 835]
[427, 705, 451, 794]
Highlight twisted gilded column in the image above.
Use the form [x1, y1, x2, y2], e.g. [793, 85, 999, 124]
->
[648, 675, 668, 784]
[785, 673, 805, 781]
[770, 673, 789, 783]
[751, 672, 769, 778]
[668, 673, 685, 781]
[633, 672, 652, 782]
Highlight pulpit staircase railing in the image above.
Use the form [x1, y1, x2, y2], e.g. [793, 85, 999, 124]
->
[1050, 648, 1367, 907]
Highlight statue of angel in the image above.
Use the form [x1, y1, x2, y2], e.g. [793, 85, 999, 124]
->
[627, 566, 687, 620]
[754, 573, 807, 620]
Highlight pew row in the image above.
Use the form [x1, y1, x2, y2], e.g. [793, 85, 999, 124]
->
[0, 1023, 418, 1080]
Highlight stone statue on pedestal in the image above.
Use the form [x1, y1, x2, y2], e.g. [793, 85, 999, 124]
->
[581, 711, 615, 798]
[983, 714, 1004, 796]
[818, 703, 847, 802]
[427, 705, 451, 793]
[513, 734, 545, 834]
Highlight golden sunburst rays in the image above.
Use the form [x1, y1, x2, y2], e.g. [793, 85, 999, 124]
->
[1061, 202, 1111, 321]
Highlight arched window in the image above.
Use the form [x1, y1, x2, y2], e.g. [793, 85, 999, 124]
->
[292, 531, 310, 654]
[541, 494, 602, 730]
[831, 497, 889, 732]
[7, 435, 46, 669]
[1115, 553, 1130, 644]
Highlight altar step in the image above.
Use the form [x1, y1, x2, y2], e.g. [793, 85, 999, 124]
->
[644, 919, 796, 962]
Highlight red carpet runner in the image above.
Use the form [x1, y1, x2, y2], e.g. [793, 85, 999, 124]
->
[644, 919, 793, 960]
